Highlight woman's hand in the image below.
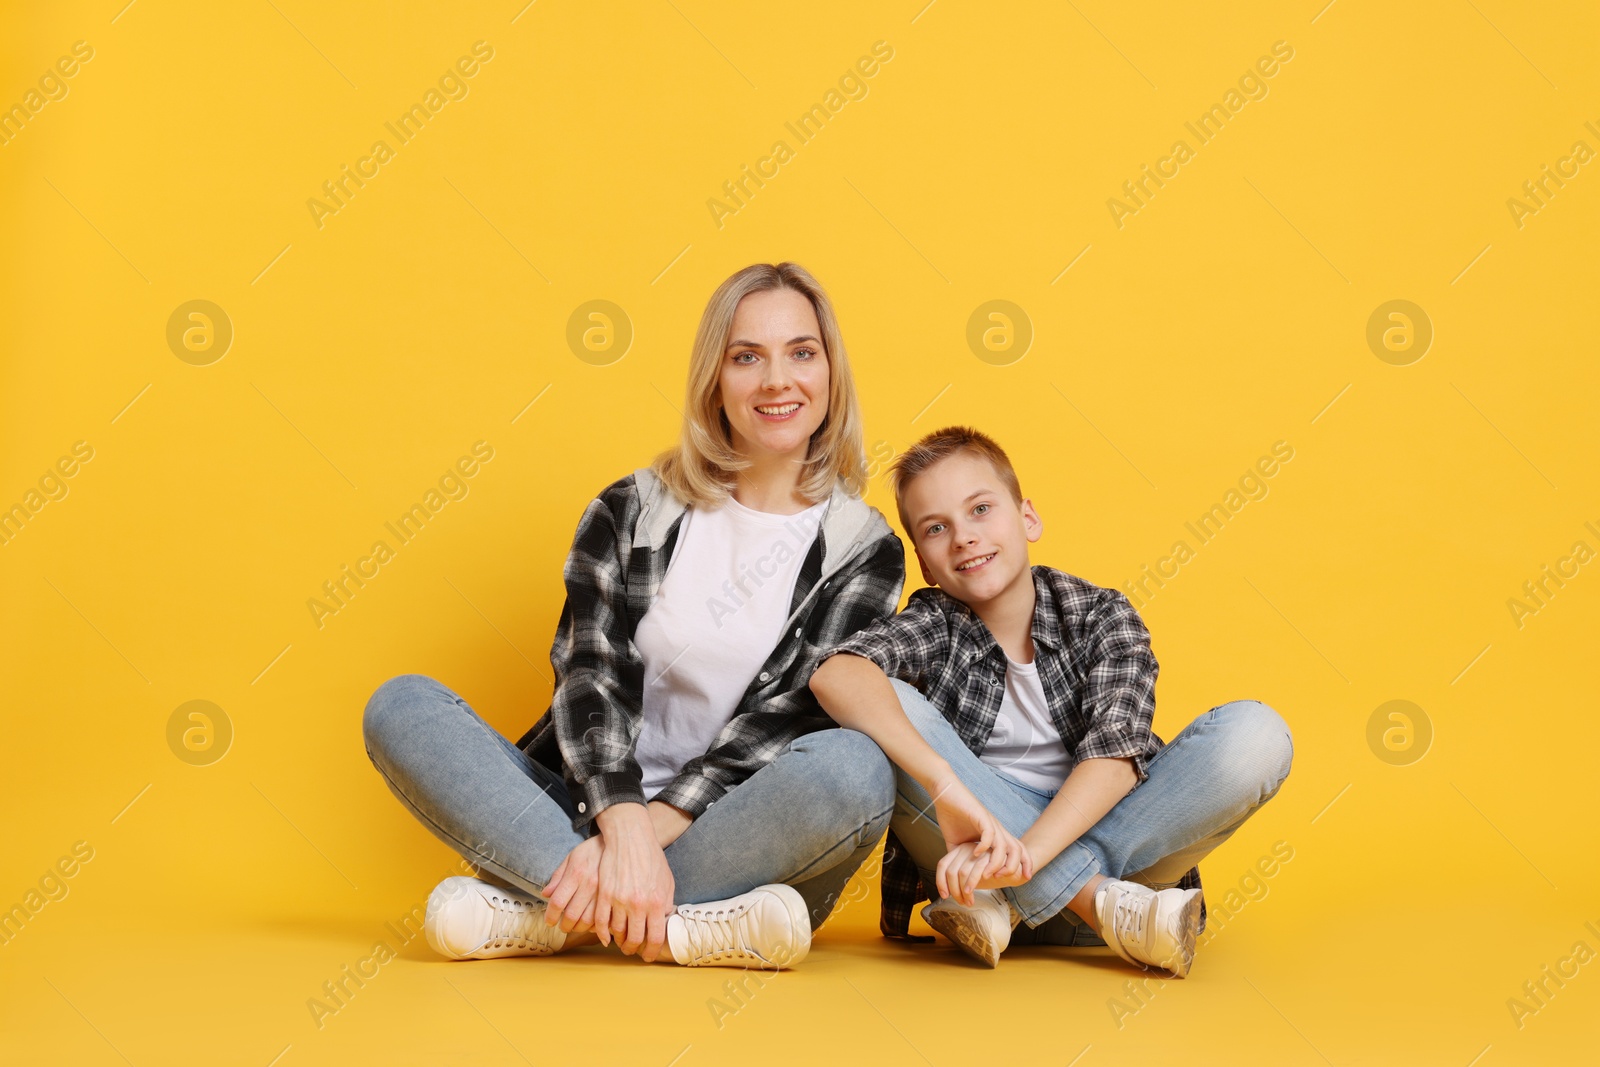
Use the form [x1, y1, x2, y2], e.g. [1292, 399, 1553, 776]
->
[648, 800, 693, 849]
[543, 835, 604, 934]
[927, 774, 1032, 896]
[592, 802, 677, 961]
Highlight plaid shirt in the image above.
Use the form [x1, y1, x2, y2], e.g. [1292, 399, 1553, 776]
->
[516, 468, 906, 832]
[819, 565, 1204, 939]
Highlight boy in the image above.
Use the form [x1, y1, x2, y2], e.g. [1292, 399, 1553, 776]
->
[809, 427, 1293, 974]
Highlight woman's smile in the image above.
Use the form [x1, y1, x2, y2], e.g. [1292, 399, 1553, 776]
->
[754, 401, 804, 421]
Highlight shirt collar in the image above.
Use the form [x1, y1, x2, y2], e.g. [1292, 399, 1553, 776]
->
[958, 567, 1062, 661]
[632, 467, 886, 578]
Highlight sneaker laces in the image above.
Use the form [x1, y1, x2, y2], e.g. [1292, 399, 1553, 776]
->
[1107, 889, 1149, 960]
[485, 890, 545, 949]
[679, 902, 754, 964]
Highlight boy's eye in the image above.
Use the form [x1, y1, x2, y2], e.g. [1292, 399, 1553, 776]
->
[925, 523, 945, 536]
[974, 503, 990, 515]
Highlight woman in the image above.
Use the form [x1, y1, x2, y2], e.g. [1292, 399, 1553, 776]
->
[363, 262, 907, 969]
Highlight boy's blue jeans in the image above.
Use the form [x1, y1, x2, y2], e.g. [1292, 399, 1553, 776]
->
[887, 679, 1294, 946]
[362, 674, 896, 934]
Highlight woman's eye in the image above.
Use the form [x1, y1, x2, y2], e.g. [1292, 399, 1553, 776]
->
[793, 347, 818, 360]
[734, 351, 758, 364]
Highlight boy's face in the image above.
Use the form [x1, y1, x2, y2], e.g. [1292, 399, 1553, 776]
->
[901, 451, 1042, 607]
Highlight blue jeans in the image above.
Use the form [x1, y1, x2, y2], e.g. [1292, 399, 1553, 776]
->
[362, 674, 895, 933]
[887, 680, 1293, 946]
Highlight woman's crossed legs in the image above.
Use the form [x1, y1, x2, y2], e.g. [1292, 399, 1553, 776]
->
[362, 674, 894, 965]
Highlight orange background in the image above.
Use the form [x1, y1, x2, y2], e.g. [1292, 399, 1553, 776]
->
[2, 2, 1596, 1064]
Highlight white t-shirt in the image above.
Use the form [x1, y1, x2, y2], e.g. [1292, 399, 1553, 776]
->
[633, 494, 828, 799]
[980, 653, 1074, 793]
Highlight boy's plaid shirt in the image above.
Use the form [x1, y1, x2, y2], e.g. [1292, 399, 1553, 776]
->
[816, 565, 1205, 938]
[515, 468, 906, 831]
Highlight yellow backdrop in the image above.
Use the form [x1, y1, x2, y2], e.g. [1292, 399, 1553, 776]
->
[3, 2, 1596, 1064]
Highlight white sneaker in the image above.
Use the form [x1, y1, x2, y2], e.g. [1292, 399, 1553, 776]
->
[666, 883, 811, 969]
[1094, 879, 1203, 978]
[921, 889, 1021, 967]
[424, 876, 591, 960]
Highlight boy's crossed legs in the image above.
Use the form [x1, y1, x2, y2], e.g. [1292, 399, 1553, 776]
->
[886, 679, 1293, 973]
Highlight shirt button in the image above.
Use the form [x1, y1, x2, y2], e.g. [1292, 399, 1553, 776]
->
[759, 671, 771, 682]
[794, 627, 803, 638]
[577, 802, 586, 813]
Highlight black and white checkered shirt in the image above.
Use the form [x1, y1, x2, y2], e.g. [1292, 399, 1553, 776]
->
[516, 468, 906, 832]
[817, 565, 1204, 938]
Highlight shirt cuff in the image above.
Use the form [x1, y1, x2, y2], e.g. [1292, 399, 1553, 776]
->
[810, 644, 888, 682]
[806, 646, 849, 683]
[648, 773, 730, 820]
[1075, 730, 1153, 783]
[573, 771, 647, 830]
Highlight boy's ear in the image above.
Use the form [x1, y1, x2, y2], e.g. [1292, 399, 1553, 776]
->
[913, 548, 938, 588]
[1021, 498, 1043, 543]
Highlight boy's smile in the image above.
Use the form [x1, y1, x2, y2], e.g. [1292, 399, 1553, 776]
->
[901, 451, 1042, 610]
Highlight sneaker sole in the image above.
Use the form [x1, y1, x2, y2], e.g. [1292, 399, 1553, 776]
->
[767, 883, 812, 969]
[424, 877, 471, 960]
[1165, 889, 1203, 979]
[922, 906, 1002, 967]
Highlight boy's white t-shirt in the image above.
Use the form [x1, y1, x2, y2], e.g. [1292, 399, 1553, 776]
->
[633, 494, 827, 800]
[980, 653, 1074, 792]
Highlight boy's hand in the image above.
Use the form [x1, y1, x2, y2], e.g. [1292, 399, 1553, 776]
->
[937, 839, 1035, 906]
[810, 655, 1035, 901]
[927, 774, 1009, 859]
[927, 777, 1033, 904]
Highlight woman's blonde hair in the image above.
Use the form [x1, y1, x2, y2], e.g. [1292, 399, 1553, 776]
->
[651, 262, 867, 508]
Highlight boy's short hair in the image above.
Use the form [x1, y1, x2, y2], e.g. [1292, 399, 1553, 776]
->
[889, 426, 1024, 537]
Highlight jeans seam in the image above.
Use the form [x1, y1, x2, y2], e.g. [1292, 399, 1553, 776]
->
[892, 786, 943, 835]
[860, 804, 894, 848]
[778, 806, 893, 886]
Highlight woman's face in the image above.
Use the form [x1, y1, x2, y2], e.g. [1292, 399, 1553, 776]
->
[717, 288, 831, 462]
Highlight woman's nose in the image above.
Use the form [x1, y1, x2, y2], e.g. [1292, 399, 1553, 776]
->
[761, 358, 792, 389]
